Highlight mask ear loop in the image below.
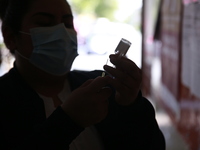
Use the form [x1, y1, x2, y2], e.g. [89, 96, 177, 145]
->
[14, 50, 29, 61]
[13, 32, 31, 60]
[19, 31, 31, 35]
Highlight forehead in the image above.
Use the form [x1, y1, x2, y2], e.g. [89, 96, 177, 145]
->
[27, 0, 72, 16]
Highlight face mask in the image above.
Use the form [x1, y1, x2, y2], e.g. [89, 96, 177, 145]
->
[19, 23, 78, 76]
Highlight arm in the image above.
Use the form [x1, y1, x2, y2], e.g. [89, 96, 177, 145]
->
[96, 92, 165, 150]
[0, 70, 112, 150]
[101, 54, 165, 150]
[0, 68, 85, 150]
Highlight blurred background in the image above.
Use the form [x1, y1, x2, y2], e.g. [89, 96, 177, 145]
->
[1, 0, 200, 149]
[69, 0, 142, 71]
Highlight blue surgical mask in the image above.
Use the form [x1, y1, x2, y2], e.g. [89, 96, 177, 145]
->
[18, 23, 78, 76]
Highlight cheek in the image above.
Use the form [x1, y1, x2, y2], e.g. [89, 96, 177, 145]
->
[17, 35, 33, 57]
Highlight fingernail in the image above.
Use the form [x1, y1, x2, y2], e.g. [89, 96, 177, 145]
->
[109, 54, 115, 58]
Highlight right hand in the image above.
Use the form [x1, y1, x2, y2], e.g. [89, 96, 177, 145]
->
[61, 76, 112, 128]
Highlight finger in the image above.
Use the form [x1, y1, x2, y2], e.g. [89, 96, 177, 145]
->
[80, 79, 93, 87]
[87, 76, 110, 92]
[109, 54, 141, 79]
[107, 76, 135, 93]
[110, 54, 132, 64]
[97, 87, 112, 100]
[103, 65, 136, 89]
[106, 77, 139, 105]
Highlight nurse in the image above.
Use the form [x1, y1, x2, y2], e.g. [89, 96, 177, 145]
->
[0, 0, 165, 149]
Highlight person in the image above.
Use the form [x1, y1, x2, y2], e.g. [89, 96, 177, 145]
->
[0, 0, 165, 149]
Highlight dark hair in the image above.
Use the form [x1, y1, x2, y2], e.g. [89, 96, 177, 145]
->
[0, 0, 34, 34]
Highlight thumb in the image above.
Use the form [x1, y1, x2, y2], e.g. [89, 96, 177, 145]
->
[80, 79, 93, 88]
[88, 76, 110, 92]
[98, 86, 112, 100]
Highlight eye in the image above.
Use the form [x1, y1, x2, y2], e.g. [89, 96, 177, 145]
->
[64, 23, 74, 29]
[63, 16, 74, 29]
[32, 14, 54, 27]
[36, 22, 53, 27]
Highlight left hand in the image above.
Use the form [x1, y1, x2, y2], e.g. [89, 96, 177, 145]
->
[103, 54, 142, 106]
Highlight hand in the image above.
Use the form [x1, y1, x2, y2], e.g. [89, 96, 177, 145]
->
[61, 76, 112, 128]
[103, 54, 142, 106]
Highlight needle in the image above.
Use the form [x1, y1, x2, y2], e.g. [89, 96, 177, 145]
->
[101, 59, 109, 77]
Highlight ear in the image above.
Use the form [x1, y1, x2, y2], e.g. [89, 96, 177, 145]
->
[2, 25, 17, 53]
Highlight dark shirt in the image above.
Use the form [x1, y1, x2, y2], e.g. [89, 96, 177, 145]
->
[0, 66, 165, 150]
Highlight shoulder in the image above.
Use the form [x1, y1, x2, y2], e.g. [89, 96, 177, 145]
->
[0, 68, 20, 110]
[0, 66, 25, 86]
[0, 67, 33, 100]
[0, 68, 15, 89]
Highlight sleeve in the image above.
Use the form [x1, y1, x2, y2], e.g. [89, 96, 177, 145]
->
[95, 92, 166, 150]
[0, 106, 84, 150]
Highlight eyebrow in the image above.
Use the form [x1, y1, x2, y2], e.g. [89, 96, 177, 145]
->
[31, 12, 73, 19]
[63, 14, 73, 19]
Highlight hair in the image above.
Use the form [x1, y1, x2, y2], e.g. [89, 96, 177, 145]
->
[0, 0, 34, 34]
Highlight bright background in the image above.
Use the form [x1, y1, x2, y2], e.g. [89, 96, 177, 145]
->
[70, 0, 143, 71]
[0, 0, 143, 74]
